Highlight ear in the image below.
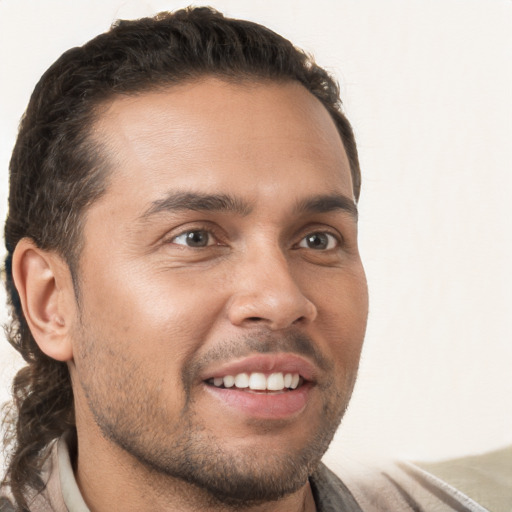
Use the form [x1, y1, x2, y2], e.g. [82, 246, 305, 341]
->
[12, 238, 76, 362]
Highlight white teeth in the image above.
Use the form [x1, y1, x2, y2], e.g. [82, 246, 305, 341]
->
[249, 372, 267, 390]
[223, 375, 235, 388]
[211, 372, 301, 391]
[267, 372, 285, 391]
[234, 373, 249, 388]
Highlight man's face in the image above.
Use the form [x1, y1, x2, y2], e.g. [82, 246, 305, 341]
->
[70, 78, 368, 504]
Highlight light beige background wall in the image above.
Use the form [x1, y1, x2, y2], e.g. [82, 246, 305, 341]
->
[1, 0, 511, 472]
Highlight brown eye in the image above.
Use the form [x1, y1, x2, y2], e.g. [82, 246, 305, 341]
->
[298, 232, 338, 250]
[172, 230, 213, 247]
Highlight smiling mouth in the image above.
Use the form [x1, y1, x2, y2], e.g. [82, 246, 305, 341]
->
[206, 372, 303, 392]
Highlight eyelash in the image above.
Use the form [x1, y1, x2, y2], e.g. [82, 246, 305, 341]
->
[169, 225, 224, 248]
[296, 231, 340, 251]
[168, 226, 342, 251]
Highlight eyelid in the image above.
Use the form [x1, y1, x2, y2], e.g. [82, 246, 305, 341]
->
[293, 223, 343, 246]
[171, 230, 213, 247]
[297, 231, 340, 250]
[166, 223, 226, 247]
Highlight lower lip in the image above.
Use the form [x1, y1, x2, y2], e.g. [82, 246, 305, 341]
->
[204, 383, 312, 419]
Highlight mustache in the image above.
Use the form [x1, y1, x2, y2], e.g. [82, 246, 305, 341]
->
[183, 330, 333, 389]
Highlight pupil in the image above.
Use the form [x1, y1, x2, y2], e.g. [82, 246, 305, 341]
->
[187, 231, 208, 247]
[308, 233, 328, 249]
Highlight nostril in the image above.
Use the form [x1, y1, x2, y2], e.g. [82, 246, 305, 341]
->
[228, 293, 317, 329]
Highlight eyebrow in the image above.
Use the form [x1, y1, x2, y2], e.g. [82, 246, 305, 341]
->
[141, 191, 253, 219]
[294, 194, 358, 220]
[140, 191, 357, 221]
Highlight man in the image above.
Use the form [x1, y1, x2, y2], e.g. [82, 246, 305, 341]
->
[0, 7, 490, 512]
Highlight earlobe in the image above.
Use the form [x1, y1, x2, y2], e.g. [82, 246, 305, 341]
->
[12, 238, 75, 362]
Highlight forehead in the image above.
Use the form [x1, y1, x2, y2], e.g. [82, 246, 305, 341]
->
[90, 78, 354, 208]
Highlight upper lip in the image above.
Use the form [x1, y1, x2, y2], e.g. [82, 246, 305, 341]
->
[200, 353, 317, 383]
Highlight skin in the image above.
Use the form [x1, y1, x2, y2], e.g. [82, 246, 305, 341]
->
[16, 78, 368, 511]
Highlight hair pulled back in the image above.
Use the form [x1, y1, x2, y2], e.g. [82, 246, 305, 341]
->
[2, 7, 360, 509]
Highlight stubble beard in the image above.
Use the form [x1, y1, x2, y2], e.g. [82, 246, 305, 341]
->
[77, 331, 357, 508]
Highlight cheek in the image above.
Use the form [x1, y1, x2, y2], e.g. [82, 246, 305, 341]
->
[309, 266, 368, 366]
[78, 260, 229, 366]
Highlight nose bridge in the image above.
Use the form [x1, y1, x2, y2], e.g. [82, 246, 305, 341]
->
[228, 241, 317, 330]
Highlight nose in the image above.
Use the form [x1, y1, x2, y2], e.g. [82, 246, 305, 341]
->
[227, 249, 318, 330]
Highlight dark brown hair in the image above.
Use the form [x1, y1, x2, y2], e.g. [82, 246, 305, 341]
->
[1, 6, 361, 509]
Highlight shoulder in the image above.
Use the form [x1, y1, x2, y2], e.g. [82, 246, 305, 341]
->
[416, 445, 512, 512]
[323, 457, 491, 511]
[0, 495, 16, 512]
[0, 436, 68, 512]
